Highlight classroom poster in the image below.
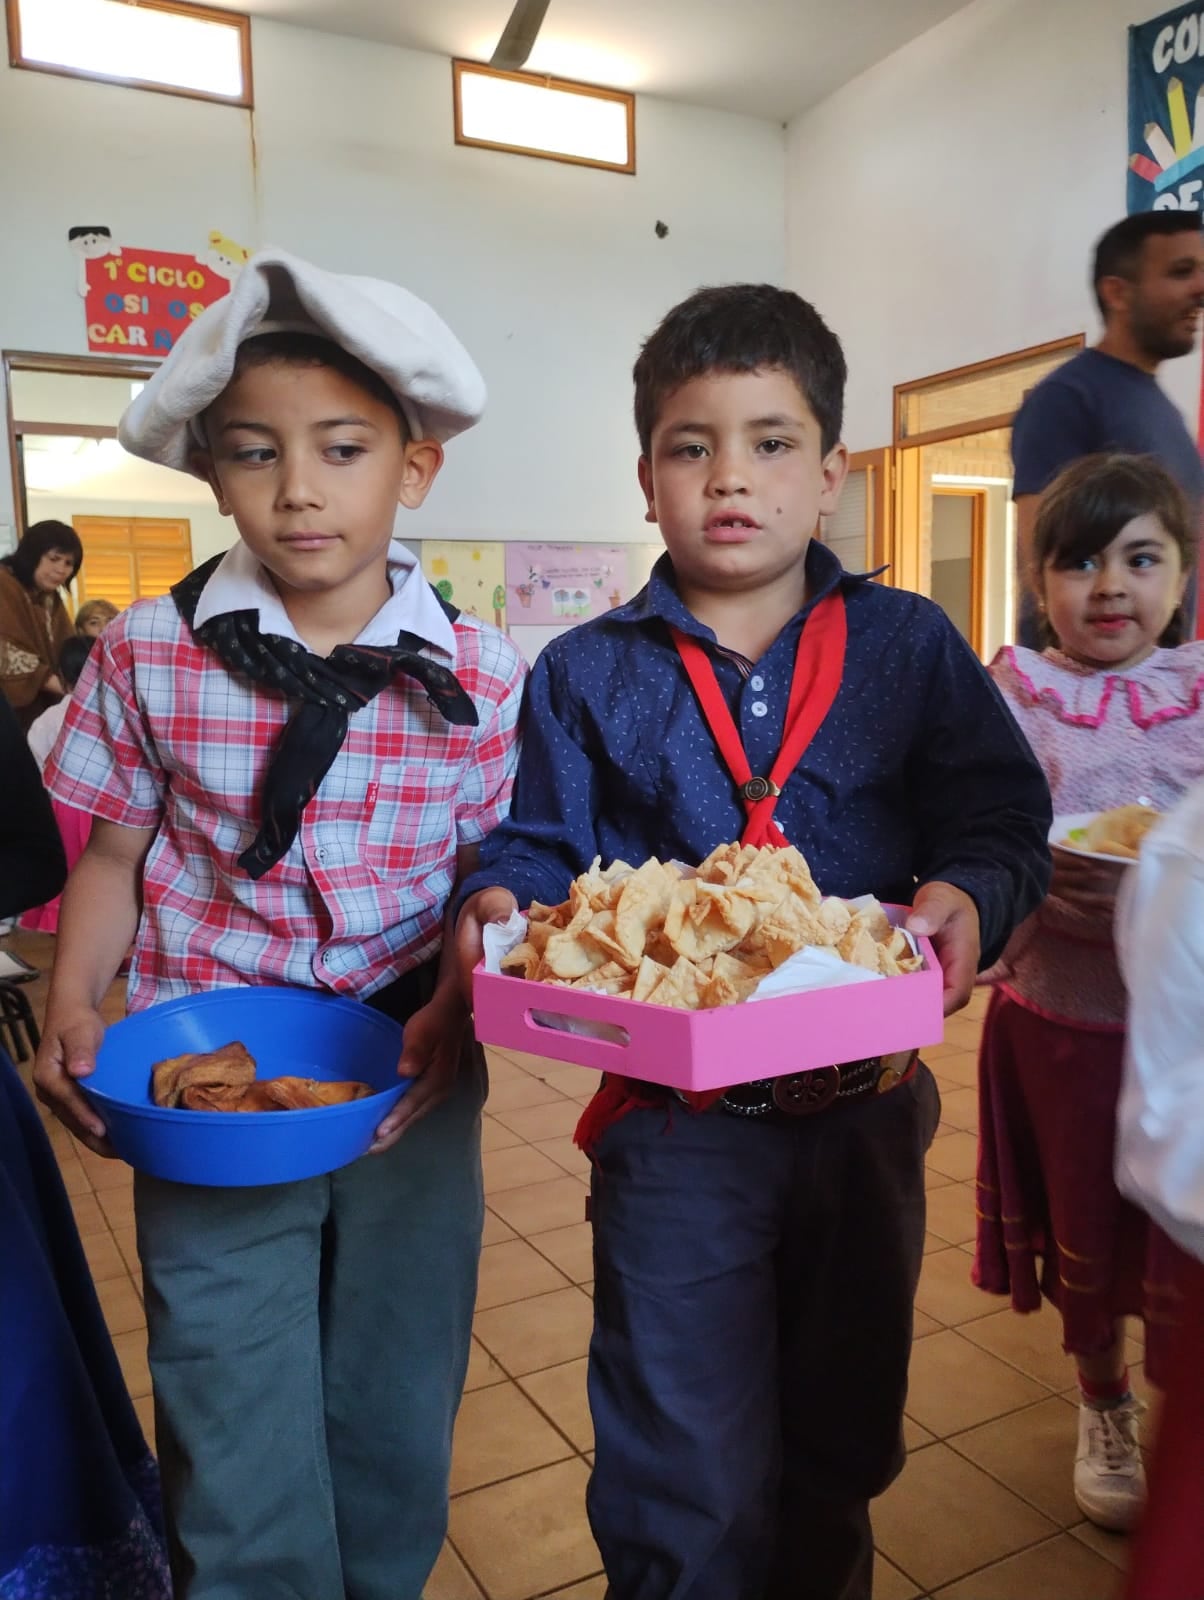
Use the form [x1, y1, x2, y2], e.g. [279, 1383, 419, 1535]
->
[71, 228, 249, 355]
[504, 543, 630, 624]
[1128, 5, 1204, 215]
[421, 541, 507, 627]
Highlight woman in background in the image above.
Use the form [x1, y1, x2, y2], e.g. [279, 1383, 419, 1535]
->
[0, 520, 83, 731]
[21, 635, 98, 936]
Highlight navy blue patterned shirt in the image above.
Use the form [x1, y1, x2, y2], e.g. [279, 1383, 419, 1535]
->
[463, 541, 1051, 966]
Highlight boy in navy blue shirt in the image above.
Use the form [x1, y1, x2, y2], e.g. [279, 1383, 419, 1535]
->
[458, 285, 1051, 1599]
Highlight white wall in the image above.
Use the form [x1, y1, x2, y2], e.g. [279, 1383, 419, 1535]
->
[785, 0, 1202, 450]
[0, 21, 786, 545]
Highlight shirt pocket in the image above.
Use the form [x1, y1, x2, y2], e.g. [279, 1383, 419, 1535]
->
[363, 759, 463, 882]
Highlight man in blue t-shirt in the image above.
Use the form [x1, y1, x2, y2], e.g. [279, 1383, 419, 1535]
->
[1012, 211, 1204, 646]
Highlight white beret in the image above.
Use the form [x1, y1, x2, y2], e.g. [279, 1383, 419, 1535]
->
[118, 248, 486, 475]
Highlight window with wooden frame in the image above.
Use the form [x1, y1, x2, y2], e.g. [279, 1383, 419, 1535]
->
[453, 59, 635, 174]
[7, 0, 252, 107]
[820, 448, 892, 576]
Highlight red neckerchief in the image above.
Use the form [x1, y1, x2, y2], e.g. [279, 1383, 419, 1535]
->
[573, 589, 849, 1153]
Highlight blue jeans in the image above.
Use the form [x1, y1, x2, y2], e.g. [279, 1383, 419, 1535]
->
[134, 1043, 486, 1600]
[587, 1064, 940, 1600]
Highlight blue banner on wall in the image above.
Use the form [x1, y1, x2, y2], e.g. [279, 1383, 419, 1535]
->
[1129, 3, 1204, 213]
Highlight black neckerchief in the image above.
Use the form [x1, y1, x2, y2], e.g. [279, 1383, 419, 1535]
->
[172, 554, 477, 880]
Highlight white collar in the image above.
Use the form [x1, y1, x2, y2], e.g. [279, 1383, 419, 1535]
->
[192, 538, 456, 657]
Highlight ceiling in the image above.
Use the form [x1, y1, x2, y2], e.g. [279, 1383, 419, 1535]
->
[208, 0, 971, 122]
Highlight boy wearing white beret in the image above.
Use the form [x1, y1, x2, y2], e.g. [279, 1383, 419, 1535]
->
[34, 250, 526, 1599]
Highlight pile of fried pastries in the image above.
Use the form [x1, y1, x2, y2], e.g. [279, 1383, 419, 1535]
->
[151, 1043, 375, 1112]
[500, 843, 922, 1010]
[1061, 804, 1161, 861]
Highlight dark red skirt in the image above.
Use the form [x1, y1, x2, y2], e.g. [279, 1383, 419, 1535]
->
[973, 989, 1186, 1383]
[1126, 1253, 1204, 1599]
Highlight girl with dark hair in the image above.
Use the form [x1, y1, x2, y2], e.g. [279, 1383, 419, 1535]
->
[0, 520, 84, 730]
[973, 453, 1204, 1533]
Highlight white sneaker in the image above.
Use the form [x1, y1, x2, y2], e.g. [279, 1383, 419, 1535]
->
[1074, 1395, 1146, 1531]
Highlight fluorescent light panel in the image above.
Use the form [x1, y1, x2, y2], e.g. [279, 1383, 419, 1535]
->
[13, 0, 247, 102]
[454, 60, 634, 173]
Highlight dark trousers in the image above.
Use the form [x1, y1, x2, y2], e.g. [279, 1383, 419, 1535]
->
[587, 1064, 941, 1600]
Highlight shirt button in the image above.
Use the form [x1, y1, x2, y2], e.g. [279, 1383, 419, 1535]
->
[751, 701, 769, 718]
[320, 950, 334, 967]
[750, 675, 765, 691]
[315, 847, 328, 863]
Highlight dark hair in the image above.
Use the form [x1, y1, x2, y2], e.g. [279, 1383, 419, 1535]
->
[68, 226, 111, 241]
[632, 283, 846, 456]
[1092, 211, 1203, 317]
[1033, 454, 1196, 646]
[58, 634, 95, 688]
[3, 520, 83, 589]
[222, 331, 408, 435]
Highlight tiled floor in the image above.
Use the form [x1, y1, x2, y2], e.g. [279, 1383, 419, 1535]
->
[8, 930, 1132, 1598]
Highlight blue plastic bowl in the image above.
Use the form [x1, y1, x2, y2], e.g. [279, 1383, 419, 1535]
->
[83, 988, 409, 1187]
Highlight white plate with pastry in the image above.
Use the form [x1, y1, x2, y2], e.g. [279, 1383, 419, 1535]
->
[1050, 805, 1162, 863]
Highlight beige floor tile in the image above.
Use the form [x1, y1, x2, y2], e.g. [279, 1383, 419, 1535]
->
[932, 1051, 980, 1089]
[535, 1134, 593, 1177]
[491, 1049, 562, 1075]
[482, 1142, 567, 1195]
[914, 1247, 997, 1328]
[923, 1040, 971, 1061]
[424, 1540, 485, 1599]
[133, 1392, 156, 1455]
[83, 1154, 138, 1191]
[873, 1552, 920, 1600]
[448, 1457, 596, 1600]
[110, 1223, 140, 1272]
[959, 1306, 1075, 1391]
[544, 1580, 606, 1599]
[493, 1099, 585, 1142]
[481, 1208, 517, 1246]
[925, 1163, 955, 1193]
[97, 1182, 136, 1229]
[912, 1307, 942, 1339]
[873, 1443, 1057, 1593]
[95, 1275, 146, 1337]
[534, 1063, 602, 1099]
[950, 1396, 1080, 1525]
[475, 1286, 595, 1377]
[112, 1327, 152, 1399]
[1068, 1520, 1131, 1574]
[476, 1238, 572, 1310]
[487, 1176, 590, 1236]
[933, 1531, 1124, 1599]
[57, 1154, 91, 1196]
[945, 1016, 985, 1052]
[81, 1227, 127, 1283]
[925, 1182, 977, 1247]
[937, 1086, 979, 1134]
[902, 1414, 936, 1452]
[464, 1337, 509, 1392]
[480, 1115, 525, 1153]
[483, 1049, 529, 1082]
[925, 1131, 980, 1183]
[450, 1381, 574, 1495]
[906, 1331, 1047, 1437]
[530, 1222, 595, 1283]
[485, 1074, 571, 1113]
[520, 1357, 593, 1452]
[923, 1231, 946, 1254]
[69, 1190, 109, 1237]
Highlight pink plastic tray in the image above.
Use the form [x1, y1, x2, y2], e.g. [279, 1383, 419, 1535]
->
[472, 916, 944, 1093]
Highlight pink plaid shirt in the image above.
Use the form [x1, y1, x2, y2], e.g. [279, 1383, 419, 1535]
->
[46, 549, 526, 1012]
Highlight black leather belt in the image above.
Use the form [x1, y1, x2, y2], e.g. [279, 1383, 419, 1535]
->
[658, 1049, 919, 1120]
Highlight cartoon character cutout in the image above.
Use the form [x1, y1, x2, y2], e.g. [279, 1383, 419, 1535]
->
[68, 226, 120, 296]
[200, 231, 251, 282]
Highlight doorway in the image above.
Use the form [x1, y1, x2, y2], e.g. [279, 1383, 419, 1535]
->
[892, 337, 1083, 658]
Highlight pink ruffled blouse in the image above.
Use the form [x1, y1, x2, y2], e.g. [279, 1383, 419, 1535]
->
[989, 643, 1204, 1029]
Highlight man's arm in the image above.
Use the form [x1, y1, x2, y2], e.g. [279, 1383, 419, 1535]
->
[33, 818, 154, 1154]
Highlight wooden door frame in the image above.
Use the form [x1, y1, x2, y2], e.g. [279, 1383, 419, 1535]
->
[845, 447, 893, 574]
[4, 349, 158, 539]
[891, 334, 1084, 450]
[930, 485, 987, 655]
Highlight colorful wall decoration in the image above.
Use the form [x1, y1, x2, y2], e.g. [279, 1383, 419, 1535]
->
[70, 227, 249, 355]
[503, 543, 631, 625]
[421, 541, 507, 627]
